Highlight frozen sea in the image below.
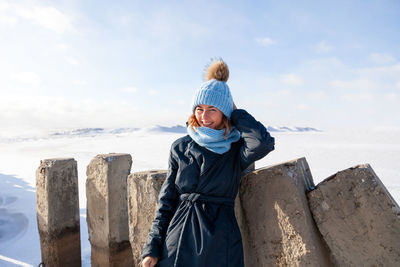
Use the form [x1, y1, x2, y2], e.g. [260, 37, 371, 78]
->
[0, 126, 399, 266]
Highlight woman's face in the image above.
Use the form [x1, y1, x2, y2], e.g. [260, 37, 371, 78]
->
[195, 104, 224, 129]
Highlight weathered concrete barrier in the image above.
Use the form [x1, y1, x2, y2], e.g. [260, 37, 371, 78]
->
[86, 153, 133, 267]
[36, 158, 81, 267]
[238, 157, 332, 266]
[127, 170, 167, 267]
[36, 154, 399, 266]
[308, 164, 400, 266]
[128, 158, 332, 266]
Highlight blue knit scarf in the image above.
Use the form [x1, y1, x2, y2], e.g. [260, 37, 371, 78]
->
[187, 126, 241, 154]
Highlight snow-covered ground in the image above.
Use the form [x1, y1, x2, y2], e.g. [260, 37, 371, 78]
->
[0, 127, 399, 266]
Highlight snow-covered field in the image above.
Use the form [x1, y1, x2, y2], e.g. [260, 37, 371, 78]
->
[0, 127, 399, 266]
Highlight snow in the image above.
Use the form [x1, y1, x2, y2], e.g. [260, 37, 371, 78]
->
[0, 127, 399, 266]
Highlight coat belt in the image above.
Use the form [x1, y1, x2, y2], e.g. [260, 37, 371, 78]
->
[179, 192, 234, 207]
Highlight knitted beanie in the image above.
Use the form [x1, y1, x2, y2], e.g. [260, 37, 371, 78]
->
[191, 60, 234, 118]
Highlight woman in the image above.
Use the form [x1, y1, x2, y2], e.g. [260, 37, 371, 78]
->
[142, 60, 275, 267]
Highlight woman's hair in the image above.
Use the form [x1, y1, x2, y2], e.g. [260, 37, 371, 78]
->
[187, 113, 231, 139]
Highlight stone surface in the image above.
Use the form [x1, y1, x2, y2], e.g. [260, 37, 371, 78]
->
[308, 164, 400, 266]
[36, 158, 81, 267]
[127, 170, 167, 267]
[238, 157, 332, 266]
[86, 153, 133, 267]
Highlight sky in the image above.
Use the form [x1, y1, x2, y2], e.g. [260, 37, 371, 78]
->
[1, 0, 399, 136]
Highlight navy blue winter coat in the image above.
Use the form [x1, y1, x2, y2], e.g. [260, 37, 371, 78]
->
[142, 109, 275, 267]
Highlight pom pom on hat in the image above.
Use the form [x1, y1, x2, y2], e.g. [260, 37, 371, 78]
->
[205, 60, 229, 82]
[192, 59, 234, 118]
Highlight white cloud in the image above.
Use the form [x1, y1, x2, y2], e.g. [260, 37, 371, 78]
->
[281, 74, 303, 86]
[57, 43, 69, 52]
[383, 93, 398, 101]
[255, 37, 277, 47]
[277, 89, 291, 96]
[122, 87, 139, 93]
[306, 91, 325, 101]
[316, 40, 334, 53]
[0, 14, 17, 26]
[72, 80, 87, 86]
[148, 89, 158, 96]
[66, 57, 79, 66]
[330, 79, 376, 90]
[342, 93, 374, 102]
[176, 99, 186, 105]
[11, 71, 41, 85]
[296, 104, 310, 110]
[1, 2, 75, 34]
[0, 2, 16, 26]
[369, 53, 396, 64]
[355, 63, 400, 76]
[342, 92, 398, 102]
[351, 64, 400, 91]
[304, 57, 345, 72]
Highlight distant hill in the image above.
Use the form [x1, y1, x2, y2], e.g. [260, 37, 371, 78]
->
[50, 125, 322, 136]
[267, 126, 321, 132]
[146, 125, 187, 133]
[0, 125, 321, 143]
[50, 127, 140, 137]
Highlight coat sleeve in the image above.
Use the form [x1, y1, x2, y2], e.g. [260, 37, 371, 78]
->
[142, 147, 179, 259]
[230, 109, 275, 171]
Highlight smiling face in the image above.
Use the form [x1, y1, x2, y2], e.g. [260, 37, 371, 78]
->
[194, 104, 224, 130]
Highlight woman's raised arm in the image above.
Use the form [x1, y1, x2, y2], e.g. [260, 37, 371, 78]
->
[230, 108, 275, 171]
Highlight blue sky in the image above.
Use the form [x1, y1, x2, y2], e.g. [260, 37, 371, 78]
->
[1, 0, 399, 134]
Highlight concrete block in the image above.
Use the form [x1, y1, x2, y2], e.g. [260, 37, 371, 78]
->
[86, 153, 133, 267]
[308, 164, 400, 266]
[127, 170, 167, 267]
[36, 158, 81, 267]
[238, 158, 332, 266]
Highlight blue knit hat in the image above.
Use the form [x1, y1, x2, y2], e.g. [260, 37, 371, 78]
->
[191, 60, 234, 118]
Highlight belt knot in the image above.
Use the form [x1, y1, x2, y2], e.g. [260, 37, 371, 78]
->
[184, 193, 200, 203]
[179, 192, 234, 207]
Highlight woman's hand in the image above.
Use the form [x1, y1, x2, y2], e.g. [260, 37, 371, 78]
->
[142, 256, 158, 267]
